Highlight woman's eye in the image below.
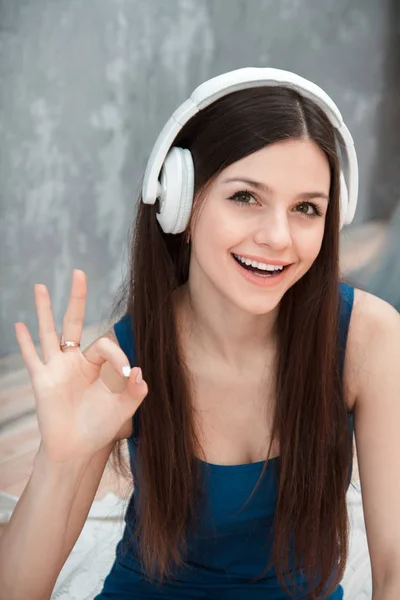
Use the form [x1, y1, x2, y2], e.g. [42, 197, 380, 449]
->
[295, 202, 323, 218]
[228, 190, 257, 205]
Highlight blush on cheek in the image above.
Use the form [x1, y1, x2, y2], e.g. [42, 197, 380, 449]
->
[298, 229, 324, 259]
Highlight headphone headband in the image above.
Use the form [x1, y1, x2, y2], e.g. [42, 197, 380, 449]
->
[142, 67, 358, 229]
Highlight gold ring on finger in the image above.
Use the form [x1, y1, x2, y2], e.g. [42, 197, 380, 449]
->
[59, 334, 81, 352]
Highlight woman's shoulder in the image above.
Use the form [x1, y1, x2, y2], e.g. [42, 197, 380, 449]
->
[343, 286, 399, 410]
[351, 287, 399, 339]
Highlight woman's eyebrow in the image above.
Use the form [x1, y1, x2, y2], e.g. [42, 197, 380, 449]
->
[221, 177, 330, 202]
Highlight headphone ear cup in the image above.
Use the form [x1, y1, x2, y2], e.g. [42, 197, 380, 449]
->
[339, 171, 349, 230]
[156, 147, 195, 234]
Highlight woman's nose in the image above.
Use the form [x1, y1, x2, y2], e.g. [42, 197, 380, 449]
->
[253, 211, 293, 251]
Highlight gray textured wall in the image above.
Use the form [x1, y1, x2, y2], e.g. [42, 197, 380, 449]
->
[1, 0, 399, 357]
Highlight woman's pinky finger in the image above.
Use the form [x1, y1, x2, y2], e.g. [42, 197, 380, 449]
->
[14, 322, 44, 377]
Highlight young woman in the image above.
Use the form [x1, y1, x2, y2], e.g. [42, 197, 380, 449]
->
[1, 69, 399, 600]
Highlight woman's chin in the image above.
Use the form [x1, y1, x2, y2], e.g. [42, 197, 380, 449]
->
[225, 291, 283, 316]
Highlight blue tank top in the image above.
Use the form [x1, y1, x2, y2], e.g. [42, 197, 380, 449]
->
[95, 282, 355, 600]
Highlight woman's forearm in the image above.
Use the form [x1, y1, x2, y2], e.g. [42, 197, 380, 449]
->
[372, 575, 400, 600]
[0, 449, 91, 600]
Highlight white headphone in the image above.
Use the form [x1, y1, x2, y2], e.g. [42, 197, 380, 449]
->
[142, 67, 359, 233]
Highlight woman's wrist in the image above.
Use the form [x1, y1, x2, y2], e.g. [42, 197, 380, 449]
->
[33, 444, 94, 489]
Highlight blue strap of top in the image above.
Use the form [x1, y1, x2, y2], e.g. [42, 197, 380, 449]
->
[337, 282, 355, 448]
[338, 281, 354, 380]
[114, 313, 137, 367]
[113, 313, 140, 442]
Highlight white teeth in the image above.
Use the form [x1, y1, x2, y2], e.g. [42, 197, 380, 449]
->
[234, 254, 284, 271]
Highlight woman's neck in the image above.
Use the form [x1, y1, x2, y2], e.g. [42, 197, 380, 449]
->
[172, 282, 279, 374]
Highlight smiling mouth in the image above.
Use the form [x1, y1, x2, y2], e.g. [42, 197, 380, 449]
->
[231, 253, 291, 277]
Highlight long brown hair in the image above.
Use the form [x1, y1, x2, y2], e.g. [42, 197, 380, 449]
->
[108, 87, 354, 598]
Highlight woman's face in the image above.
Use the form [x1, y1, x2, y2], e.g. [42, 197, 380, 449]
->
[188, 138, 331, 315]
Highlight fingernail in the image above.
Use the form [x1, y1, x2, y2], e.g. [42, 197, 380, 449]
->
[135, 367, 142, 384]
[122, 365, 131, 378]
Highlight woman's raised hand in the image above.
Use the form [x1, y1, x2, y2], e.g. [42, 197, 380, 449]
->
[14, 269, 147, 463]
